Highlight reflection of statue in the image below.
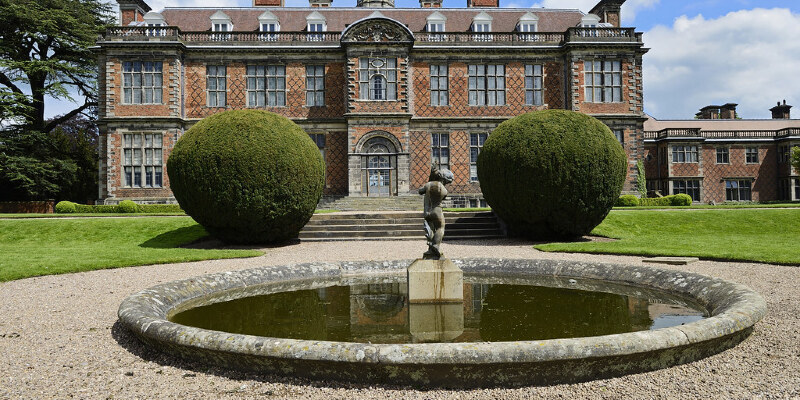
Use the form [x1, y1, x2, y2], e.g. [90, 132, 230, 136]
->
[419, 166, 454, 259]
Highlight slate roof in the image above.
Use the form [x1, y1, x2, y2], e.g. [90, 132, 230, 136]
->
[645, 116, 800, 131]
[159, 8, 584, 33]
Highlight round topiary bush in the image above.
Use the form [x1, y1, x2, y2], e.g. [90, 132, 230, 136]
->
[117, 200, 140, 213]
[55, 201, 77, 214]
[167, 110, 325, 244]
[671, 193, 693, 206]
[616, 194, 640, 207]
[477, 110, 627, 239]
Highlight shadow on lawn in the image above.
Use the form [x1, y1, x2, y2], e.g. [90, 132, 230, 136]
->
[110, 320, 413, 390]
[139, 225, 301, 250]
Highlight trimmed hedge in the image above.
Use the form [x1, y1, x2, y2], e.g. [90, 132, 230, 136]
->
[616, 195, 640, 207]
[167, 110, 324, 244]
[477, 110, 627, 239]
[117, 200, 139, 213]
[54, 202, 184, 214]
[618, 194, 694, 207]
[55, 201, 77, 213]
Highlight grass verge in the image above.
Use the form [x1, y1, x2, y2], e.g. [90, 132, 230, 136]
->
[536, 209, 800, 265]
[0, 217, 262, 282]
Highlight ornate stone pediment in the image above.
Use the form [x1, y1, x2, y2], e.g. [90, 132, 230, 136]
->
[341, 18, 414, 44]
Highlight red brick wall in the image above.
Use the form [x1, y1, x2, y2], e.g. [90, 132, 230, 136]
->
[408, 129, 481, 195]
[412, 62, 560, 118]
[185, 62, 346, 120]
[324, 131, 349, 195]
[700, 144, 777, 202]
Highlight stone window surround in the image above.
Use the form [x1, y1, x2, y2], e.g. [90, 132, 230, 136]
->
[246, 64, 286, 107]
[122, 133, 163, 188]
[431, 132, 450, 170]
[671, 179, 701, 201]
[429, 64, 448, 106]
[122, 61, 163, 105]
[716, 146, 729, 164]
[584, 60, 622, 103]
[469, 132, 489, 182]
[725, 179, 753, 202]
[745, 147, 759, 164]
[206, 65, 226, 108]
[671, 144, 699, 164]
[468, 64, 505, 106]
[524, 64, 543, 106]
[358, 57, 397, 101]
[305, 64, 325, 107]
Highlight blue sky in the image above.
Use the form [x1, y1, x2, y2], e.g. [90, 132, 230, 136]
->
[44, 0, 800, 119]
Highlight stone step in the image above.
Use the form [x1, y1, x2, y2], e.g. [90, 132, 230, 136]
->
[302, 223, 500, 232]
[298, 229, 502, 239]
[299, 235, 507, 242]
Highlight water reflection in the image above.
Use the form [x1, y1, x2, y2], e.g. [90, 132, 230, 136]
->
[170, 281, 707, 344]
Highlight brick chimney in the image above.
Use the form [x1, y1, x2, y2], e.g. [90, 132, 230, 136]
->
[420, 0, 442, 7]
[589, 0, 625, 27]
[467, 0, 499, 7]
[254, 0, 284, 6]
[117, 0, 150, 26]
[309, 0, 332, 6]
[771, 100, 792, 119]
[696, 104, 738, 120]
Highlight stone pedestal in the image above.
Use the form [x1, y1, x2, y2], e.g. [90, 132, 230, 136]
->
[409, 303, 464, 343]
[407, 258, 463, 303]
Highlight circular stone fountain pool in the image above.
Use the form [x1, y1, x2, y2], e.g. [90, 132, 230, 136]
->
[118, 258, 766, 388]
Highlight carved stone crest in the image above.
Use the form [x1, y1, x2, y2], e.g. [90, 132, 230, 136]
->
[342, 19, 413, 43]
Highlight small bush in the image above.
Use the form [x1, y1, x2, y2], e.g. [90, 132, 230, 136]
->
[639, 196, 671, 207]
[54, 201, 77, 214]
[139, 204, 183, 213]
[116, 200, 140, 213]
[616, 195, 639, 207]
[671, 194, 693, 206]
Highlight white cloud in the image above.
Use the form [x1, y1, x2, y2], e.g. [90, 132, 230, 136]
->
[530, 0, 658, 23]
[643, 8, 800, 119]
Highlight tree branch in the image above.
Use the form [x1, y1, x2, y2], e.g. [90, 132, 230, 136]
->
[0, 71, 26, 97]
[42, 100, 96, 133]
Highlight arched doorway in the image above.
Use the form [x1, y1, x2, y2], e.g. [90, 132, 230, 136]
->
[360, 136, 397, 197]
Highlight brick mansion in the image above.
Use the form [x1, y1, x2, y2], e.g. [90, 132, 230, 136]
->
[96, 0, 798, 206]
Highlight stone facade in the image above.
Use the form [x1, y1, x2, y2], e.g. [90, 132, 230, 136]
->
[96, 1, 647, 205]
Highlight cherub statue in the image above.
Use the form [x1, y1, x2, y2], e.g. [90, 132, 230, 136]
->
[419, 165, 454, 259]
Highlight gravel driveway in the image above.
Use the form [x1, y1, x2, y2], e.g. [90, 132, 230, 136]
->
[1, 238, 798, 399]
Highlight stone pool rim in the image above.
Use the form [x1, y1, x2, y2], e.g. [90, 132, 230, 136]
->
[118, 258, 767, 387]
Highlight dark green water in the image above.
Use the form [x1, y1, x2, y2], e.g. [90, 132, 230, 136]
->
[170, 281, 706, 344]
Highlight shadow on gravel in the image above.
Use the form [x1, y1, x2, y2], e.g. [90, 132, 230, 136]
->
[444, 236, 615, 247]
[110, 320, 424, 391]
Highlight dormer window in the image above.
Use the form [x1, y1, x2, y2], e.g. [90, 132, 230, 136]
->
[426, 11, 447, 41]
[306, 11, 326, 41]
[517, 12, 538, 40]
[579, 14, 601, 37]
[142, 11, 166, 37]
[258, 10, 280, 41]
[472, 12, 493, 41]
[210, 11, 232, 40]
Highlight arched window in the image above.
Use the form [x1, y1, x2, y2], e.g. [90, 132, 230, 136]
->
[370, 75, 386, 100]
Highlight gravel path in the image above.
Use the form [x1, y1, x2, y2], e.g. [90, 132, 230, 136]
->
[1, 239, 798, 399]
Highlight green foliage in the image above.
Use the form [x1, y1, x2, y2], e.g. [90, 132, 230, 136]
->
[54, 201, 76, 213]
[0, 115, 98, 202]
[636, 160, 647, 198]
[615, 195, 640, 207]
[536, 209, 800, 265]
[116, 200, 139, 213]
[167, 110, 325, 244]
[477, 110, 627, 239]
[792, 147, 800, 174]
[74, 204, 117, 213]
[671, 194, 693, 206]
[0, 0, 114, 131]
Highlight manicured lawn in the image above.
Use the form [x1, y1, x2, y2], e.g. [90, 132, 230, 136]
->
[536, 209, 800, 265]
[0, 217, 262, 282]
